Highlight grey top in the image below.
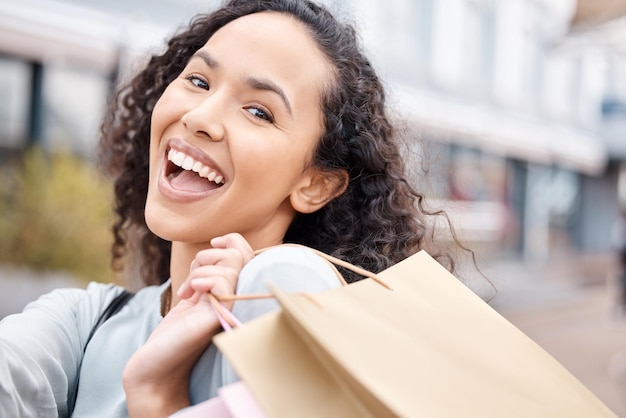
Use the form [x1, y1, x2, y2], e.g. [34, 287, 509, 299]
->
[0, 246, 342, 417]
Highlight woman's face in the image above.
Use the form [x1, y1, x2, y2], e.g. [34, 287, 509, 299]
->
[145, 11, 333, 249]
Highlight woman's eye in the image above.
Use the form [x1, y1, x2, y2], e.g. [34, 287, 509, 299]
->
[185, 74, 209, 90]
[245, 106, 274, 123]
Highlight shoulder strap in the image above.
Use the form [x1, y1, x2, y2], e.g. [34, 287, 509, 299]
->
[70, 289, 134, 414]
[84, 289, 134, 351]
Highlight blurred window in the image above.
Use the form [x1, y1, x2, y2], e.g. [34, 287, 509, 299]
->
[463, 0, 495, 96]
[43, 65, 110, 156]
[0, 56, 30, 148]
[449, 145, 507, 203]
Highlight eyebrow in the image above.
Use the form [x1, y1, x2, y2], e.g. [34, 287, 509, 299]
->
[193, 50, 219, 69]
[243, 76, 293, 116]
[191, 50, 293, 116]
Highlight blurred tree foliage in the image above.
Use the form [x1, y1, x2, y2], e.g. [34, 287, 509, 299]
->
[0, 148, 115, 283]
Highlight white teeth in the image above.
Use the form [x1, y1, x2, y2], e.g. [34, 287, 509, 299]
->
[172, 151, 185, 166]
[182, 156, 194, 170]
[167, 149, 225, 185]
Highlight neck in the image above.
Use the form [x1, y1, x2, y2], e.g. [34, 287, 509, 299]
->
[169, 242, 205, 308]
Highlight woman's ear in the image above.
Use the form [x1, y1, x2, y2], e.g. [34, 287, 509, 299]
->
[290, 168, 349, 214]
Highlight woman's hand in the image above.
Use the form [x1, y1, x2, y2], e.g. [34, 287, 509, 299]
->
[122, 233, 254, 417]
[177, 233, 254, 309]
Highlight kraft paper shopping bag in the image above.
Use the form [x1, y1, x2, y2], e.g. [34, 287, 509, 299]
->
[214, 249, 617, 417]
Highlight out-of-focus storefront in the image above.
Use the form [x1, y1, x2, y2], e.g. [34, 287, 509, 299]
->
[2, 0, 626, 264]
[0, 0, 189, 159]
[393, 83, 606, 260]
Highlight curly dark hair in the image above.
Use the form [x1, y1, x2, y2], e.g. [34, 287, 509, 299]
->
[100, 0, 468, 286]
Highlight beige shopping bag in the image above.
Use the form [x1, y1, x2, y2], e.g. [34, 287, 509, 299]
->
[173, 381, 267, 418]
[213, 249, 617, 417]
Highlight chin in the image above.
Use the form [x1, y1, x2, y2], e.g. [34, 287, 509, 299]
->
[145, 206, 213, 246]
[144, 203, 177, 242]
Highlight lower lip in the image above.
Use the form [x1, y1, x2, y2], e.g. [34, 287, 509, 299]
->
[157, 165, 223, 204]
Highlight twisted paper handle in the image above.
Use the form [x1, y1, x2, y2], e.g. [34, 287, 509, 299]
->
[209, 244, 393, 329]
[208, 294, 242, 331]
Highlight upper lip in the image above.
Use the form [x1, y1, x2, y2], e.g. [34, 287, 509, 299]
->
[165, 138, 226, 184]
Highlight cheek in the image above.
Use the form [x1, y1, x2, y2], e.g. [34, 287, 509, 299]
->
[151, 83, 186, 134]
[148, 105, 170, 181]
[149, 95, 178, 154]
[150, 96, 171, 138]
[244, 139, 309, 180]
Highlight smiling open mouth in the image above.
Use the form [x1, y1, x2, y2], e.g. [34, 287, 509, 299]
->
[165, 148, 225, 192]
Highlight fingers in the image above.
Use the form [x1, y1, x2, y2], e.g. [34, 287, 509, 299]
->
[177, 233, 255, 303]
[186, 265, 237, 295]
[192, 247, 245, 271]
[210, 233, 254, 263]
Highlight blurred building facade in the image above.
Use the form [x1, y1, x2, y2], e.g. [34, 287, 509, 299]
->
[1, 0, 625, 263]
[0, 0, 184, 159]
[340, 0, 626, 262]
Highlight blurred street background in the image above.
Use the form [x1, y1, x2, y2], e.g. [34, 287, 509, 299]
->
[1, 0, 626, 415]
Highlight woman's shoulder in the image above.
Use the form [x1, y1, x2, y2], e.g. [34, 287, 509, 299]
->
[239, 244, 343, 293]
[230, 245, 343, 325]
[18, 281, 163, 331]
[21, 282, 121, 315]
[15, 282, 125, 330]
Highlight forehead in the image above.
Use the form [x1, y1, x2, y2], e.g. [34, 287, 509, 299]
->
[203, 12, 333, 111]
[207, 11, 323, 57]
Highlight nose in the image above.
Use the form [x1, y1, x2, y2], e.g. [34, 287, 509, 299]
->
[181, 94, 225, 142]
